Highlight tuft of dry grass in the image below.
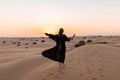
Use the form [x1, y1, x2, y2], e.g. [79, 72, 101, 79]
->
[74, 40, 86, 48]
[3, 41, 6, 44]
[33, 42, 37, 45]
[41, 40, 45, 43]
[87, 40, 93, 43]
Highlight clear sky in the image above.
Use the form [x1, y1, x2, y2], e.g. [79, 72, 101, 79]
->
[0, 0, 120, 37]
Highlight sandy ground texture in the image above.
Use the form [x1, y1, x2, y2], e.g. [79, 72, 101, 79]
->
[0, 36, 120, 80]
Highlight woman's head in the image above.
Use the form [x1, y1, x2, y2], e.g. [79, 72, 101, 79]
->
[58, 28, 64, 35]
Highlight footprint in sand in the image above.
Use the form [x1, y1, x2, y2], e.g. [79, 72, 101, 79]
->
[85, 54, 88, 57]
[41, 78, 46, 80]
[46, 73, 54, 78]
[43, 74, 56, 80]
[69, 60, 72, 63]
[86, 66, 89, 69]
[71, 57, 75, 60]
[79, 73, 84, 76]
[102, 58, 105, 61]
[68, 66, 72, 69]
[91, 78, 97, 80]
[54, 75, 59, 78]
[100, 74, 105, 78]
[102, 66, 104, 68]
[48, 73, 54, 76]
[70, 63, 74, 66]
[77, 61, 80, 63]
[98, 68, 103, 72]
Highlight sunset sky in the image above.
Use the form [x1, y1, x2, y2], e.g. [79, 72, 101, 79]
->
[0, 0, 120, 37]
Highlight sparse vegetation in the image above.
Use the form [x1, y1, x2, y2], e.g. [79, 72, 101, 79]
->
[74, 40, 86, 48]
[3, 41, 6, 44]
[87, 40, 93, 43]
[42, 37, 44, 39]
[36, 40, 38, 42]
[95, 41, 108, 44]
[33, 42, 37, 45]
[25, 43, 29, 45]
[25, 47, 28, 49]
[17, 44, 20, 46]
[98, 35, 102, 37]
[83, 37, 86, 39]
[18, 42, 21, 44]
[13, 42, 16, 44]
[41, 40, 45, 43]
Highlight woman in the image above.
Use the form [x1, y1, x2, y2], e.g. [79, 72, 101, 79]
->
[42, 28, 75, 67]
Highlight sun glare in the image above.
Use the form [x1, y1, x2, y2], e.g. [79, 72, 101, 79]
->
[42, 26, 59, 34]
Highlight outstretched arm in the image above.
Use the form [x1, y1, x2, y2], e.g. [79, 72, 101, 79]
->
[65, 34, 75, 41]
[45, 33, 49, 36]
[44, 33, 56, 41]
[70, 34, 75, 40]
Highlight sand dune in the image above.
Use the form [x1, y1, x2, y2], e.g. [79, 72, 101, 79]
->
[25, 44, 120, 80]
[0, 36, 120, 80]
[0, 55, 53, 80]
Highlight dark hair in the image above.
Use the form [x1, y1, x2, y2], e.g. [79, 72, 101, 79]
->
[59, 28, 64, 34]
[60, 28, 64, 32]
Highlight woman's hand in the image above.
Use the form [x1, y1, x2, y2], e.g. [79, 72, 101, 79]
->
[45, 33, 49, 36]
[71, 34, 75, 40]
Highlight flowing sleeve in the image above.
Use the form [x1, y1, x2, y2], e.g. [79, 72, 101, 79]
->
[48, 34, 57, 41]
[64, 35, 71, 41]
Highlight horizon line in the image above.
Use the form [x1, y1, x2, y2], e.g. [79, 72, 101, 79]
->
[0, 34, 120, 38]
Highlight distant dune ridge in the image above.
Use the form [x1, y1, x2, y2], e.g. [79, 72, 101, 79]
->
[0, 36, 120, 80]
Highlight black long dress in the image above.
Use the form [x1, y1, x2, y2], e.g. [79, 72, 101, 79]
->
[42, 34, 70, 63]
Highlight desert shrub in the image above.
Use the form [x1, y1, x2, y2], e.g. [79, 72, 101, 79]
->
[3, 41, 6, 44]
[18, 42, 21, 44]
[25, 47, 28, 49]
[87, 40, 93, 43]
[74, 40, 86, 48]
[98, 35, 102, 37]
[33, 42, 37, 45]
[41, 37, 44, 39]
[25, 43, 29, 45]
[96, 41, 108, 44]
[41, 40, 45, 43]
[101, 42, 108, 44]
[83, 37, 86, 39]
[13, 42, 16, 44]
[17, 44, 20, 46]
[36, 40, 38, 41]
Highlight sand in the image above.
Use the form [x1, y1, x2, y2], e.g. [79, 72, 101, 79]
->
[0, 36, 120, 80]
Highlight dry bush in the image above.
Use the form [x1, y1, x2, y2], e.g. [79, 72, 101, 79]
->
[18, 42, 21, 44]
[25, 43, 29, 45]
[41, 40, 45, 43]
[74, 40, 86, 48]
[33, 42, 37, 45]
[13, 42, 16, 44]
[25, 47, 28, 49]
[3, 41, 6, 44]
[83, 37, 86, 39]
[87, 40, 93, 43]
[36, 40, 38, 41]
[17, 44, 20, 46]
[95, 41, 108, 44]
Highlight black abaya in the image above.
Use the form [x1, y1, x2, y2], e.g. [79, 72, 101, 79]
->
[42, 34, 70, 63]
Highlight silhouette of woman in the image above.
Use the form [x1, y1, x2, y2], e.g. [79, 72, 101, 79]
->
[42, 28, 75, 68]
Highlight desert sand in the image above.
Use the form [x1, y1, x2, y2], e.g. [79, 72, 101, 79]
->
[0, 36, 120, 80]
